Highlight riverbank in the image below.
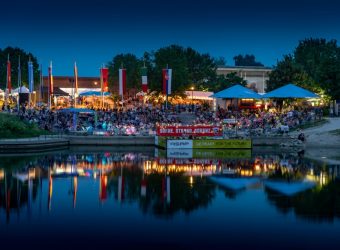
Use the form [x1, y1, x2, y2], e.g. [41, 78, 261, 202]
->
[1, 118, 339, 162]
[301, 117, 340, 164]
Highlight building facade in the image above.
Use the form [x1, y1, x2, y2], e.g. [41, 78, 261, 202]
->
[216, 66, 272, 94]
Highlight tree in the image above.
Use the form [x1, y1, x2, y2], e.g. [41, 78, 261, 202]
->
[153, 45, 189, 94]
[268, 38, 340, 99]
[233, 54, 264, 67]
[153, 45, 217, 94]
[213, 72, 247, 92]
[214, 57, 226, 66]
[107, 45, 218, 95]
[294, 38, 340, 99]
[107, 53, 142, 96]
[0, 47, 40, 90]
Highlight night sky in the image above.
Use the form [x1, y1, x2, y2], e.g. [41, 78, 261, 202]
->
[1, 0, 339, 76]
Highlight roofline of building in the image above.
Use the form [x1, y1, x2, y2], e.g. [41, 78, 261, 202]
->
[42, 76, 100, 79]
[217, 65, 272, 71]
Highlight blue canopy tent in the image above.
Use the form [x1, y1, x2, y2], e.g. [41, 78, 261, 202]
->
[58, 108, 96, 114]
[79, 91, 111, 97]
[210, 84, 262, 99]
[264, 180, 316, 196]
[263, 83, 319, 98]
[58, 108, 97, 131]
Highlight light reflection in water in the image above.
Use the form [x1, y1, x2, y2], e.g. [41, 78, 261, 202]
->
[0, 149, 340, 223]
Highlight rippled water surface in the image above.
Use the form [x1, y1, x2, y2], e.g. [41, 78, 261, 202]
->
[1, 147, 340, 249]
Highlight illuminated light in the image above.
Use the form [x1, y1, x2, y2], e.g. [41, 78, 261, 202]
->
[189, 176, 194, 184]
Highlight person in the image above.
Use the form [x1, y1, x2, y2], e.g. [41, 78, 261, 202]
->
[298, 131, 305, 142]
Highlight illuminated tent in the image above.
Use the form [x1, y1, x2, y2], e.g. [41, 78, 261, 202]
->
[264, 179, 316, 196]
[263, 83, 319, 98]
[209, 176, 261, 190]
[79, 91, 110, 96]
[210, 84, 262, 99]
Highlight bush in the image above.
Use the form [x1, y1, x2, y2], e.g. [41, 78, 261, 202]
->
[0, 113, 49, 139]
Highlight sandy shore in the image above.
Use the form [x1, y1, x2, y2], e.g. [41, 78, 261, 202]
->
[302, 117, 340, 164]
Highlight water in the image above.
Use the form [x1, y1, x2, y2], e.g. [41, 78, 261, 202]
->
[1, 147, 340, 249]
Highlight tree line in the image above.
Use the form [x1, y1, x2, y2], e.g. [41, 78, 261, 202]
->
[0, 45, 260, 94]
[268, 38, 340, 100]
[1, 39, 340, 100]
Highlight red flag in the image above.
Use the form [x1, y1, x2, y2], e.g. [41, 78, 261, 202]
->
[6, 55, 11, 92]
[101, 68, 109, 92]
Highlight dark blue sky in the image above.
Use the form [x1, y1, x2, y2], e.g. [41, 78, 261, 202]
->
[1, 0, 339, 76]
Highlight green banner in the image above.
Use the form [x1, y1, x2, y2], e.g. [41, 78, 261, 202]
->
[193, 139, 252, 149]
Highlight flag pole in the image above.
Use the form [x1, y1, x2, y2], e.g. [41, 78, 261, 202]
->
[74, 62, 78, 108]
[166, 64, 168, 112]
[28, 57, 31, 107]
[100, 65, 103, 109]
[40, 64, 43, 103]
[101, 64, 104, 109]
[17, 55, 21, 112]
[5, 54, 9, 109]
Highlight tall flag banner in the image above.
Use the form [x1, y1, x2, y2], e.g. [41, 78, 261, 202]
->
[74, 62, 78, 95]
[101, 67, 109, 92]
[40, 64, 43, 100]
[162, 68, 172, 95]
[18, 56, 21, 90]
[6, 55, 11, 93]
[28, 60, 34, 93]
[119, 68, 126, 96]
[141, 67, 148, 92]
[48, 61, 53, 96]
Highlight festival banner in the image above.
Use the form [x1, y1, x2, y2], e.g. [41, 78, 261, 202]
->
[162, 68, 172, 95]
[101, 67, 109, 92]
[141, 67, 148, 92]
[48, 61, 53, 95]
[6, 55, 11, 93]
[74, 62, 78, 94]
[119, 68, 126, 96]
[28, 60, 34, 93]
[157, 125, 222, 137]
[40, 64, 43, 100]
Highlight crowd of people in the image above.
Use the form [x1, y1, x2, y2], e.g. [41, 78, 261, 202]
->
[1, 101, 323, 137]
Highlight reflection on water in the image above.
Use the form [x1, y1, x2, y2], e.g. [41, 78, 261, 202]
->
[1, 148, 340, 248]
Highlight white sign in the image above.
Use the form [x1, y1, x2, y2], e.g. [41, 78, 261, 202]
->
[223, 118, 237, 124]
[167, 149, 193, 158]
[167, 140, 193, 149]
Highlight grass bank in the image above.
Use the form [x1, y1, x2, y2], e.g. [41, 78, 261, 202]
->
[0, 113, 49, 139]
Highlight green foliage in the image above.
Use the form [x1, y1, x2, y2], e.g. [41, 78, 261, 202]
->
[0, 47, 40, 90]
[268, 38, 340, 99]
[0, 113, 48, 139]
[212, 72, 247, 92]
[233, 54, 264, 66]
[107, 53, 142, 93]
[107, 45, 217, 95]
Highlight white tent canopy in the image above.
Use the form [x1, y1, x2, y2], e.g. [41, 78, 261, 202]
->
[185, 91, 214, 101]
[11, 86, 30, 95]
